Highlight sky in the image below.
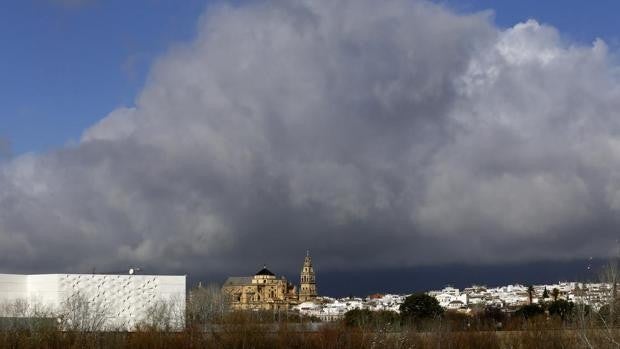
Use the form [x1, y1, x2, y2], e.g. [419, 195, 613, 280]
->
[2, 0, 619, 156]
[0, 0, 208, 155]
[2, 0, 620, 293]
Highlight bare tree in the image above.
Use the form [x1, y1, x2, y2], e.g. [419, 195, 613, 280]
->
[575, 258, 620, 348]
[139, 296, 185, 331]
[60, 293, 110, 332]
[600, 259, 620, 327]
[0, 298, 54, 332]
[187, 283, 228, 330]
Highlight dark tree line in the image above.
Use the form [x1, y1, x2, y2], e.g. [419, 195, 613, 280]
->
[344, 293, 443, 329]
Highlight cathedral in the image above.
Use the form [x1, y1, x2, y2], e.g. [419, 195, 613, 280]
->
[299, 251, 317, 302]
[222, 251, 318, 310]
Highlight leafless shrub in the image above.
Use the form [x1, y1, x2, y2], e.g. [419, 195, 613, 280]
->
[187, 283, 228, 329]
[0, 298, 55, 333]
[59, 292, 110, 332]
[138, 296, 185, 331]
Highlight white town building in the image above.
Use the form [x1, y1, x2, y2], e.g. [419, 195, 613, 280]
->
[0, 273, 186, 330]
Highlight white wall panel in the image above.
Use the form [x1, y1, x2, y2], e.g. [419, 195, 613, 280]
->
[0, 273, 186, 330]
[0, 274, 27, 308]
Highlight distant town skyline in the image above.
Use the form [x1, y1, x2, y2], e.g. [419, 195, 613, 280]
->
[198, 257, 609, 298]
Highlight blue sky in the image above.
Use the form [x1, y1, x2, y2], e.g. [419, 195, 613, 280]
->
[1, 0, 619, 156]
[445, 0, 620, 45]
[0, 0, 208, 155]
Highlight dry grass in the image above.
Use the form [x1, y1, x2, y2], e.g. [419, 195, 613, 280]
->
[2, 314, 620, 348]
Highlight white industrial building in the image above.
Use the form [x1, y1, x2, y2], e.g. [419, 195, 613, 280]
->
[0, 273, 186, 330]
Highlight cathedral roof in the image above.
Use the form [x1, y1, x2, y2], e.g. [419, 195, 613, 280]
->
[255, 266, 275, 276]
[224, 276, 252, 286]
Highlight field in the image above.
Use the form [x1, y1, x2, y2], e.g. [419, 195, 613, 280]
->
[2, 314, 620, 349]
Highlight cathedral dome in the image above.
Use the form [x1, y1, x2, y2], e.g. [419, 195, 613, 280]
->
[255, 266, 275, 276]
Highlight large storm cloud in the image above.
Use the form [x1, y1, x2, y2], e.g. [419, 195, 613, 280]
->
[2, 0, 620, 276]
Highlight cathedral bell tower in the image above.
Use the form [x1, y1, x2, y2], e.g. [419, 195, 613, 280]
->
[299, 250, 317, 302]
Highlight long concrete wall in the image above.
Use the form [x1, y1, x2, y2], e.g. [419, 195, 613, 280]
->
[0, 274, 27, 305]
[0, 273, 186, 330]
